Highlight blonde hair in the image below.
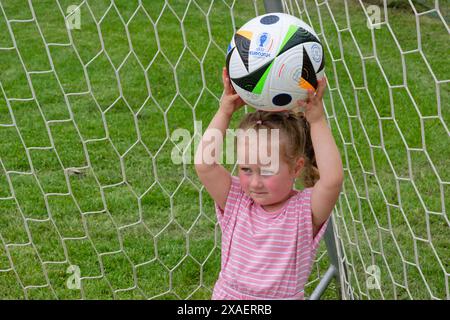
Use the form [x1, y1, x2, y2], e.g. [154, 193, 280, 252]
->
[237, 110, 319, 188]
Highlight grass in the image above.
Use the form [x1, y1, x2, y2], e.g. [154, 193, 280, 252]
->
[0, 0, 448, 300]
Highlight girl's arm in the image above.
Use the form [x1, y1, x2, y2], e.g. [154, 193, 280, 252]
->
[298, 78, 344, 237]
[194, 68, 245, 210]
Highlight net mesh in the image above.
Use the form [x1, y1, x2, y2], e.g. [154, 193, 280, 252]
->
[0, 0, 335, 300]
[281, 0, 449, 299]
[0, 0, 448, 300]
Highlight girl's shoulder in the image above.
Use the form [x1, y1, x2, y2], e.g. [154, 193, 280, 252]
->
[291, 187, 314, 218]
[230, 175, 243, 193]
[293, 186, 313, 202]
[225, 175, 248, 203]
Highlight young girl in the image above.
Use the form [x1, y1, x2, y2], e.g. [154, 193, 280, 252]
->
[195, 67, 344, 300]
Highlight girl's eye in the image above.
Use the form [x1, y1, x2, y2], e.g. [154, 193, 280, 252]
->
[241, 167, 251, 173]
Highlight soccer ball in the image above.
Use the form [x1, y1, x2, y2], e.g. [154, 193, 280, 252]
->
[226, 13, 325, 111]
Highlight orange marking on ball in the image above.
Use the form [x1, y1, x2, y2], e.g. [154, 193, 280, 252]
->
[299, 78, 315, 91]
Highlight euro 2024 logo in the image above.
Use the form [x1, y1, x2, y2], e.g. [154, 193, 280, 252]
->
[250, 32, 272, 58]
[257, 32, 270, 51]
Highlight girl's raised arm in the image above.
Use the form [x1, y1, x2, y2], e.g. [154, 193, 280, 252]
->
[194, 68, 245, 211]
[298, 78, 344, 237]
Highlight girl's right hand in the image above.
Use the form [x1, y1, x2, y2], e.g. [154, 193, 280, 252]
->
[219, 67, 245, 116]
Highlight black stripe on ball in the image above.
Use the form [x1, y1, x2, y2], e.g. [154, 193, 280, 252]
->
[317, 52, 325, 73]
[231, 59, 273, 92]
[234, 33, 251, 72]
[302, 47, 318, 89]
[277, 27, 321, 58]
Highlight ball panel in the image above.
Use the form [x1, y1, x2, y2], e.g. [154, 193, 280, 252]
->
[234, 32, 253, 72]
[232, 79, 269, 110]
[279, 14, 320, 39]
[300, 47, 318, 90]
[252, 60, 274, 94]
[230, 59, 273, 93]
[270, 44, 304, 92]
[247, 31, 277, 73]
[228, 48, 249, 79]
[277, 25, 299, 56]
[317, 52, 325, 73]
[303, 42, 324, 73]
[277, 26, 321, 58]
[245, 14, 295, 74]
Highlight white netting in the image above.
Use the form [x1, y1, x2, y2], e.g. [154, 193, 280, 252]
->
[0, 0, 334, 299]
[0, 0, 447, 300]
[281, 0, 449, 299]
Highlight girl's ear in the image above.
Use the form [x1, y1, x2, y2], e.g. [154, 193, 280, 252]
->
[293, 157, 305, 177]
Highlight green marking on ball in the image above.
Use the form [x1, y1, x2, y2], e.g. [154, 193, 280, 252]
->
[278, 25, 298, 55]
[252, 61, 274, 94]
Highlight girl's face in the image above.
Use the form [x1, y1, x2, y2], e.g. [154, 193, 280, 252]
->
[237, 131, 304, 209]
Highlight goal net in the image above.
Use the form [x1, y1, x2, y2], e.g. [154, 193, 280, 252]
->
[0, 0, 448, 300]
[281, 0, 448, 299]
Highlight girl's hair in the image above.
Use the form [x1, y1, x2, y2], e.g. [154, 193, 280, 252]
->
[237, 110, 319, 188]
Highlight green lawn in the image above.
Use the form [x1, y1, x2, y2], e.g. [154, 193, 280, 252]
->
[0, 0, 448, 300]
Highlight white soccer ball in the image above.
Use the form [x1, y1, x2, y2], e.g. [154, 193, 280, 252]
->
[226, 13, 325, 111]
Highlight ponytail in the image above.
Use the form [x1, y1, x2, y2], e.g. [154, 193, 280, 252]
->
[295, 111, 320, 188]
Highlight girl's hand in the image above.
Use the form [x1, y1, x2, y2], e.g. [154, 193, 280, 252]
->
[219, 67, 245, 116]
[296, 77, 327, 124]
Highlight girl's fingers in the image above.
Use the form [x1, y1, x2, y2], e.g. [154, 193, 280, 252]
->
[297, 100, 306, 107]
[231, 94, 245, 106]
[222, 68, 227, 82]
[231, 93, 242, 102]
[307, 89, 315, 101]
[316, 76, 327, 99]
[222, 67, 226, 81]
[223, 67, 236, 95]
[222, 67, 231, 91]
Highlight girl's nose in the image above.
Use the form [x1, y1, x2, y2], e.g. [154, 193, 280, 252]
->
[250, 174, 264, 189]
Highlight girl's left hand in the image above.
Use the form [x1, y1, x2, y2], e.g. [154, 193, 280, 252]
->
[219, 67, 246, 116]
[296, 77, 327, 124]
